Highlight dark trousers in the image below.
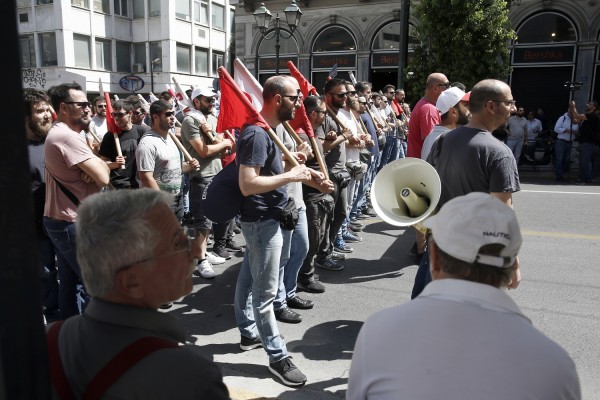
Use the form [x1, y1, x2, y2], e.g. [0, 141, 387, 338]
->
[299, 193, 333, 284]
[411, 245, 432, 299]
[326, 178, 348, 253]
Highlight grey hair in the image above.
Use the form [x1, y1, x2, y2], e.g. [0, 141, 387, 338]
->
[76, 189, 173, 297]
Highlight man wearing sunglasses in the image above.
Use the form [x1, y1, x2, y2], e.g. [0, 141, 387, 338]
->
[90, 96, 108, 140]
[44, 82, 111, 318]
[98, 99, 148, 189]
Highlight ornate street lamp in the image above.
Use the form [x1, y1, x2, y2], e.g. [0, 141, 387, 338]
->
[150, 57, 161, 94]
[253, 1, 302, 74]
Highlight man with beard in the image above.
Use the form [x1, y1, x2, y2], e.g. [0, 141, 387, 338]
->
[90, 96, 108, 140]
[126, 96, 150, 129]
[234, 76, 315, 387]
[569, 100, 600, 184]
[506, 106, 528, 163]
[44, 83, 110, 318]
[99, 99, 148, 189]
[25, 88, 59, 322]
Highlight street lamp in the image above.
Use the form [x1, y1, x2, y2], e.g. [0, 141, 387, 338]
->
[253, 1, 302, 74]
[150, 57, 161, 94]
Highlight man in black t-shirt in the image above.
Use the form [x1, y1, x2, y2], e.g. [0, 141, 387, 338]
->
[99, 99, 148, 189]
[569, 99, 599, 184]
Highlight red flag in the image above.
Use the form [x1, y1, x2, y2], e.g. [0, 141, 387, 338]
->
[99, 79, 121, 134]
[287, 61, 318, 97]
[289, 102, 315, 139]
[216, 67, 269, 133]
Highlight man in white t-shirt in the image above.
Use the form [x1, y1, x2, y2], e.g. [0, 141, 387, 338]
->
[90, 96, 108, 140]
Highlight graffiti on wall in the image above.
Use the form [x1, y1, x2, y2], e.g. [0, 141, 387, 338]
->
[22, 69, 47, 89]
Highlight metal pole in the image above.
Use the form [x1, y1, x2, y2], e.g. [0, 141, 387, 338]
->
[397, 0, 410, 89]
[275, 16, 281, 75]
[150, 58, 155, 94]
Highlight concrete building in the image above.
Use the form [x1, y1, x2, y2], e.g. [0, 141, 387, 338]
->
[233, 0, 600, 125]
[17, 0, 234, 97]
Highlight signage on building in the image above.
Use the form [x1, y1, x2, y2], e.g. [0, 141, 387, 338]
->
[312, 53, 357, 69]
[119, 75, 145, 92]
[258, 56, 298, 71]
[372, 52, 400, 68]
[512, 45, 575, 65]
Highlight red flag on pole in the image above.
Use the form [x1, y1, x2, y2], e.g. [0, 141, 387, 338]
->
[216, 67, 270, 133]
[289, 101, 315, 139]
[99, 79, 121, 134]
[287, 61, 318, 97]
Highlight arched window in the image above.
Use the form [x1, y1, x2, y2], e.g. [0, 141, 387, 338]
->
[256, 30, 299, 85]
[515, 13, 577, 44]
[258, 31, 298, 55]
[311, 26, 357, 92]
[371, 21, 419, 50]
[312, 26, 356, 52]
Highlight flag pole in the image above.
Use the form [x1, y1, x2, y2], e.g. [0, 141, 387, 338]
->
[100, 78, 125, 170]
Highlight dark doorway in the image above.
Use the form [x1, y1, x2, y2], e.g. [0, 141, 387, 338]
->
[510, 66, 573, 129]
[371, 69, 397, 92]
[593, 65, 600, 102]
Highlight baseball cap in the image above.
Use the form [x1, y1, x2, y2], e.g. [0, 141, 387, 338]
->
[423, 192, 522, 268]
[436, 87, 470, 114]
[191, 86, 217, 100]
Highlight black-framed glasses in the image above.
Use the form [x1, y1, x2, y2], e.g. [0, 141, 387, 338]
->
[359, 101, 368, 105]
[132, 111, 143, 116]
[96, 104, 107, 109]
[332, 92, 348, 99]
[118, 227, 198, 270]
[111, 112, 129, 118]
[64, 101, 91, 109]
[347, 90, 357, 96]
[281, 94, 300, 103]
[163, 111, 176, 117]
[436, 82, 451, 88]
[492, 99, 517, 106]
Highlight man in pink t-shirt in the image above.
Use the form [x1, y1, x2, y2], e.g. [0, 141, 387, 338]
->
[407, 73, 449, 158]
[43, 82, 110, 318]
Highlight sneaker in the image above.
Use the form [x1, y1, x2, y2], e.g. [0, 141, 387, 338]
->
[196, 259, 216, 279]
[342, 230, 362, 243]
[297, 280, 326, 293]
[240, 335, 262, 351]
[287, 296, 314, 310]
[330, 251, 346, 261]
[362, 207, 377, 217]
[349, 220, 363, 229]
[212, 246, 232, 260]
[356, 212, 370, 220]
[334, 239, 353, 254]
[315, 257, 344, 271]
[206, 252, 226, 265]
[269, 357, 307, 387]
[348, 224, 362, 232]
[275, 307, 302, 323]
[159, 302, 173, 309]
[225, 239, 244, 251]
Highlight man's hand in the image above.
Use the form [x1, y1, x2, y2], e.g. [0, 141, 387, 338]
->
[297, 141, 314, 160]
[187, 158, 200, 171]
[80, 171, 94, 183]
[507, 256, 521, 289]
[325, 130, 337, 140]
[341, 128, 353, 141]
[288, 164, 312, 183]
[115, 155, 126, 166]
[318, 178, 335, 194]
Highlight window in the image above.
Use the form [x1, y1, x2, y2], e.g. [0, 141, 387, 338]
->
[211, 50, 223, 76]
[195, 47, 208, 75]
[17, 0, 30, 8]
[133, 42, 146, 71]
[176, 43, 191, 73]
[94, 0, 109, 12]
[72, 0, 89, 8]
[73, 34, 91, 68]
[113, 0, 129, 17]
[133, 0, 144, 18]
[96, 38, 112, 70]
[176, 0, 190, 20]
[37, 0, 53, 4]
[148, 0, 160, 17]
[194, 0, 208, 24]
[19, 13, 29, 23]
[515, 13, 577, 44]
[313, 26, 356, 52]
[149, 41, 162, 71]
[211, 3, 224, 30]
[116, 41, 131, 71]
[259, 32, 298, 54]
[39, 32, 57, 66]
[20, 35, 36, 68]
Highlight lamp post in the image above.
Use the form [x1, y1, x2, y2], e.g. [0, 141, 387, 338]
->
[253, 1, 302, 75]
[150, 57, 161, 94]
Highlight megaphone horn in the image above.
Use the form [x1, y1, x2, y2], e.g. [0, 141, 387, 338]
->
[371, 157, 441, 227]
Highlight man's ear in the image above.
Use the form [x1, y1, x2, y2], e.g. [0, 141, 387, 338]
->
[114, 267, 145, 299]
[429, 240, 442, 280]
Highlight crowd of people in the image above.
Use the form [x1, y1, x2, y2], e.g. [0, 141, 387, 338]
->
[25, 70, 583, 398]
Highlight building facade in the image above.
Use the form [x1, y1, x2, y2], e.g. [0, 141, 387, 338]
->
[17, 0, 233, 97]
[234, 0, 600, 125]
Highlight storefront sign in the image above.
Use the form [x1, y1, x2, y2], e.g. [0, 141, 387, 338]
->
[513, 46, 575, 64]
[372, 52, 400, 68]
[258, 56, 298, 71]
[119, 75, 145, 92]
[312, 53, 356, 69]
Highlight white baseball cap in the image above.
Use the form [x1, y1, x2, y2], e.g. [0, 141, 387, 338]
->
[423, 192, 522, 268]
[191, 86, 217, 100]
[436, 87, 470, 114]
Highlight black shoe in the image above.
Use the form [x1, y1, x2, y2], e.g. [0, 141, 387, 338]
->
[362, 207, 377, 217]
[410, 242, 418, 255]
[349, 220, 363, 229]
[297, 280, 326, 293]
[315, 257, 344, 271]
[275, 307, 302, 323]
[225, 239, 244, 251]
[212, 246, 232, 260]
[159, 302, 173, 309]
[348, 224, 363, 232]
[287, 296, 314, 310]
[269, 356, 307, 387]
[240, 335, 262, 351]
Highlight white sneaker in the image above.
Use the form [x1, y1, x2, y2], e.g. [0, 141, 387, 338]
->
[206, 251, 226, 265]
[197, 259, 216, 279]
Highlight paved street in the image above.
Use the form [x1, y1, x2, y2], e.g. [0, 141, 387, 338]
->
[165, 174, 600, 400]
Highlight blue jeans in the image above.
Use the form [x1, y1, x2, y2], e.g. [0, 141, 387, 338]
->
[42, 218, 89, 319]
[578, 142, 595, 182]
[38, 235, 59, 320]
[395, 138, 406, 159]
[378, 136, 398, 172]
[554, 139, 571, 179]
[411, 245, 431, 299]
[275, 207, 309, 307]
[235, 218, 290, 363]
[507, 138, 524, 162]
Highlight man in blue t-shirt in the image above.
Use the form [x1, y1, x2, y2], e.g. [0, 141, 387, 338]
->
[234, 76, 316, 387]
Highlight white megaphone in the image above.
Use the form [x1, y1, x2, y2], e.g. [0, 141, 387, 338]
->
[371, 157, 441, 227]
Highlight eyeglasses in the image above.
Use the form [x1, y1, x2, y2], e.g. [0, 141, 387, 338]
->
[163, 111, 176, 117]
[64, 101, 91, 109]
[118, 227, 198, 270]
[202, 97, 216, 103]
[111, 112, 129, 118]
[436, 82, 451, 89]
[359, 102, 368, 105]
[492, 99, 517, 106]
[347, 90, 357, 96]
[96, 104, 107, 109]
[132, 111, 143, 116]
[281, 94, 300, 103]
[314, 110, 327, 115]
[332, 92, 348, 99]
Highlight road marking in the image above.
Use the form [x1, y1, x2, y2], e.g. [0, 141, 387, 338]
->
[520, 190, 600, 195]
[522, 230, 600, 241]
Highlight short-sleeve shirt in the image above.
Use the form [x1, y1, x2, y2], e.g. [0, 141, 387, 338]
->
[507, 116, 528, 140]
[407, 97, 441, 158]
[236, 125, 287, 222]
[315, 114, 346, 174]
[136, 130, 183, 194]
[99, 125, 147, 189]
[180, 113, 222, 179]
[44, 122, 102, 222]
[434, 126, 520, 207]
